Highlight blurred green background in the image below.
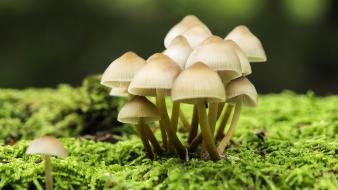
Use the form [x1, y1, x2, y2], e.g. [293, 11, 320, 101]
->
[0, 0, 337, 95]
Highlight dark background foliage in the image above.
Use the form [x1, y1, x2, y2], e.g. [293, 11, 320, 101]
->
[0, 0, 337, 95]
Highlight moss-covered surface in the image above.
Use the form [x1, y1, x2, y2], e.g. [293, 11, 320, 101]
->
[0, 92, 337, 189]
[0, 75, 125, 143]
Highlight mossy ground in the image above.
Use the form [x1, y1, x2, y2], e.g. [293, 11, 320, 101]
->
[0, 90, 337, 189]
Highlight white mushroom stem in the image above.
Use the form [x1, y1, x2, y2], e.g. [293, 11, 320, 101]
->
[187, 106, 198, 143]
[217, 101, 242, 155]
[171, 102, 180, 132]
[208, 102, 219, 134]
[143, 123, 163, 155]
[44, 155, 53, 190]
[215, 104, 234, 140]
[136, 119, 154, 159]
[156, 89, 186, 159]
[179, 109, 191, 131]
[196, 101, 220, 161]
[155, 97, 168, 149]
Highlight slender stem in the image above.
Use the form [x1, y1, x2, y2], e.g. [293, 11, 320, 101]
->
[217, 102, 225, 120]
[208, 102, 219, 135]
[188, 133, 202, 152]
[44, 155, 53, 190]
[217, 102, 242, 155]
[215, 104, 234, 140]
[156, 97, 168, 149]
[156, 89, 186, 159]
[179, 109, 191, 132]
[196, 102, 220, 161]
[187, 106, 198, 143]
[136, 120, 154, 159]
[171, 102, 180, 132]
[143, 123, 163, 155]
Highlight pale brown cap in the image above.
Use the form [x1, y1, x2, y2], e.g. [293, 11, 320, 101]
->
[186, 36, 242, 82]
[164, 15, 209, 48]
[118, 96, 160, 124]
[26, 136, 67, 158]
[225, 25, 267, 62]
[182, 25, 212, 48]
[109, 86, 129, 97]
[101, 51, 146, 88]
[225, 40, 252, 76]
[172, 62, 225, 104]
[128, 53, 182, 96]
[163, 36, 193, 69]
[226, 77, 258, 107]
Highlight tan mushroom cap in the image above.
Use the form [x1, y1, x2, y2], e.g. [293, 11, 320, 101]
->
[118, 96, 160, 124]
[128, 53, 182, 96]
[26, 136, 67, 158]
[109, 86, 129, 97]
[164, 15, 209, 48]
[163, 35, 193, 69]
[225, 39, 252, 76]
[226, 77, 258, 107]
[182, 25, 212, 48]
[186, 36, 242, 82]
[225, 25, 267, 62]
[172, 62, 225, 104]
[101, 51, 146, 88]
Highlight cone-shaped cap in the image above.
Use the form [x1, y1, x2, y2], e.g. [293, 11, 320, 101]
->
[101, 51, 146, 88]
[172, 62, 225, 104]
[225, 40, 252, 76]
[226, 77, 257, 107]
[225, 25, 267, 62]
[109, 86, 129, 97]
[128, 53, 182, 96]
[163, 36, 193, 69]
[164, 15, 209, 48]
[182, 25, 212, 48]
[118, 96, 160, 124]
[186, 36, 242, 82]
[26, 136, 67, 158]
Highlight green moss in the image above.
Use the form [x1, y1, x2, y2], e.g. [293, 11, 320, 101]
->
[0, 92, 337, 189]
[0, 75, 125, 142]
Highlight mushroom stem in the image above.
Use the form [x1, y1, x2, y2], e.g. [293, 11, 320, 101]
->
[44, 155, 53, 190]
[187, 106, 199, 143]
[179, 109, 191, 131]
[215, 104, 234, 140]
[143, 123, 163, 155]
[217, 102, 242, 155]
[217, 102, 225, 120]
[136, 120, 154, 159]
[156, 89, 186, 159]
[196, 101, 220, 161]
[188, 132, 202, 152]
[208, 102, 219, 134]
[155, 98, 168, 149]
[171, 102, 180, 132]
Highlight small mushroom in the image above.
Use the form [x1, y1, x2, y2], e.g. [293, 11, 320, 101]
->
[164, 15, 209, 48]
[225, 25, 267, 62]
[172, 62, 225, 161]
[163, 35, 193, 70]
[217, 77, 257, 154]
[181, 25, 212, 48]
[128, 53, 186, 159]
[118, 96, 162, 159]
[225, 39, 252, 76]
[26, 136, 67, 190]
[109, 86, 129, 97]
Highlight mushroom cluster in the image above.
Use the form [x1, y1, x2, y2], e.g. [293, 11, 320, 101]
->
[101, 15, 267, 161]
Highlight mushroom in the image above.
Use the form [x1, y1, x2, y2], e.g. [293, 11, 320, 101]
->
[172, 62, 225, 161]
[217, 77, 258, 155]
[164, 15, 210, 48]
[26, 136, 67, 190]
[118, 96, 162, 159]
[109, 86, 129, 97]
[128, 53, 186, 159]
[181, 25, 212, 48]
[225, 25, 267, 62]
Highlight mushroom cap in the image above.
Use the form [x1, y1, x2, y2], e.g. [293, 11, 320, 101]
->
[181, 25, 212, 48]
[164, 15, 209, 48]
[225, 25, 267, 62]
[186, 36, 242, 82]
[163, 35, 193, 69]
[118, 96, 160, 124]
[128, 53, 182, 96]
[26, 136, 67, 158]
[101, 51, 146, 88]
[109, 86, 129, 97]
[172, 62, 225, 104]
[225, 40, 252, 76]
[226, 77, 257, 107]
